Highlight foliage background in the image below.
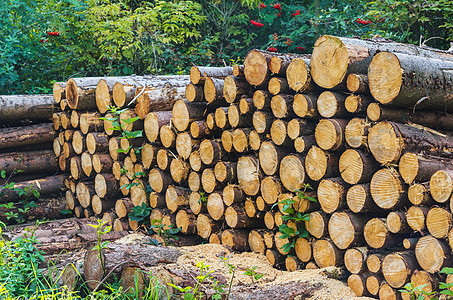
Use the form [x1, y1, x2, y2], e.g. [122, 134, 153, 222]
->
[1, 0, 452, 94]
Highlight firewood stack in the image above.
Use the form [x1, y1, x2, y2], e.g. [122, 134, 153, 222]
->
[0, 94, 67, 223]
[50, 35, 453, 299]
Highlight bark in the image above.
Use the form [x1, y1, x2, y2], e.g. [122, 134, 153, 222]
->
[94, 173, 118, 198]
[0, 150, 57, 176]
[135, 85, 185, 119]
[86, 132, 108, 155]
[221, 229, 249, 251]
[369, 51, 453, 111]
[0, 123, 54, 150]
[0, 94, 54, 125]
[185, 83, 204, 103]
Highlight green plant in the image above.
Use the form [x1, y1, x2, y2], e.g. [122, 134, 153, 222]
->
[273, 184, 317, 253]
[150, 218, 181, 246]
[220, 255, 237, 299]
[399, 282, 437, 300]
[168, 261, 215, 300]
[88, 219, 112, 277]
[198, 192, 208, 204]
[129, 202, 152, 227]
[243, 266, 263, 284]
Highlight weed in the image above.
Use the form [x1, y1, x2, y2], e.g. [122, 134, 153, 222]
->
[88, 219, 112, 278]
[150, 219, 181, 246]
[243, 266, 263, 284]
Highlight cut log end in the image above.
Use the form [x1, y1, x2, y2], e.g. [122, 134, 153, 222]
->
[368, 52, 402, 104]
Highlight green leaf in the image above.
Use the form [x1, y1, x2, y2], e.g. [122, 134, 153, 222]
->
[1, 170, 6, 178]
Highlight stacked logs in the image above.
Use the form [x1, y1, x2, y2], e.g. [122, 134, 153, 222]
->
[53, 75, 191, 233]
[51, 36, 453, 299]
[0, 94, 66, 223]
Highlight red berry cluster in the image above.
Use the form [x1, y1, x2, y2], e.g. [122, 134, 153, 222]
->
[268, 46, 278, 52]
[251, 20, 264, 27]
[356, 18, 372, 25]
[292, 10, 301, 17]
[47, 31, 60, 36]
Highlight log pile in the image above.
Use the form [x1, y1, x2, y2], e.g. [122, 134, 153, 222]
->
[0, 94, 66, 223]
[50, 35, 453, 299]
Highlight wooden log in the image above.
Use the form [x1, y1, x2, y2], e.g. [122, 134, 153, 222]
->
[231, 128, 250, 153]
[76, 181, 95, 208]
[369, 121, 453, 164]
[260, 177, 282, 205]
[378, 283, 401, 300]
[135, 85, 185, 119]
[204, 78, 227, 106]
[294, 237, 312, 263]
[305, 146, 340, 181]
[123, 156, 135, 180]
[270, 119, 291, 147]
[228, 104, 252, 128]
[244, 197, 258, 218]
[305, 211, 329, 239]
[278, 154, 305, 192]
[237, 156, 262, 196]
[347, 183, 381, 213]
[143, 111, 172, 143]
[248, 230, 266, 254]
[270, 53, 306, 76]
[264, 211, 275, 229]
[66, 77, 102, 110]
[328, 212, 367, 250]
[0, 94, 54, 125]
[0, 175, 65, 203]
[347, 73, 369, 94]
[155, 148, 172, 172]
[366, 274, 383, 297]
[285, 256, 303, 272]
[312, 239, 344, 268]
[344, 94, 373, 114]
[223, 76, 250, 103]
[80, 112, 102, 134]
[318, 178, 348, 214]
[370, 168, 407, 210]
[214, 161, 236, 183]
[188, 150, 201, 172]
[169, 157, 189, 183]
[406, 206, 429, 232]
[201, 168, 220, 194]
[172, 100, 206, 132]
[345, 118, 368, 149]
[259, 141, 288, 176]
[190, 121, 211, 139]
[339, 149, 379, 184]
[243, 50, 275, 87]
[286, 119, 315, 140]
[72, 131, 86, 155]
[239, 97, 254, 116]
[382, 252, 418, 288]
[148, 168, 173, 193]
[188, 171, 201, 192]
[190, 66, 233, 85]
[149, 208, 175, 231]
[60, 111, 71, 129]
[286, 57, 313, 93]
[185, 83, 204, 103]
[165, 185, 189, 213]
[409, 270, 438, 298]
[175, 210, 197, 235]
[314, 118, 348, 151]
[199, 139, 226, 166]
[311, 35, 453, 90]
[91, 195, 114, 215]
[317, 91, 348, 118]
[114, 198, 133, 219]
[403, 238, 419, 250]
[220, 130, 234, 153]
[81, 152, 93, 177]
[53, 112, 61, 131]
[248, 130, 262, 151]
[294, 136, 316, 153]
[53, 82, 66, 103]
[293, 94, 318, 118]
[399, 153, 453, 185]
[175, 132, 200, 160]
[0, 150, 57, 176]
[85, 132, 108, 155]
[270, 94, 294, 119]
[369, 51, 453, 111]
[344, 247, 368, 274]
[252, 110, 273, 134]
[53, 138, 62, 157]
[364, 218, 401, 249]
[386, 211, 410, 234]
[253, 90, 271, 110]
[266, 249, 284, 267]
[233, 65, 244, 77]
[205, 113, 217, 131]
[196, 213, 220, 239]
[222, 185, 245, 206]
[214, 107, 230, 130]
[149, 192, 166, 209]
[269, 78, 290, 96]
[130, 179, 147, 206]
[426, 206, 452, 238]
[188, 191, 206, 215]
[367, 253, 386, 274]
[225, 205, 262, 229]
[348, 274, 371, 297]
[0, 123, 54, 150]
[430, 170, 453, 203]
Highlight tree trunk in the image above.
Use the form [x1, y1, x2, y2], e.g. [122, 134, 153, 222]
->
[406, 206, 429, 232]
[175, 132, 200, 160]
[149, 192, 166, 209]
[92, 153, 112, 174]
[253, 90, 271, 110]
[344, 94, 373, 114]
[0, 196, 66, 223]
[0, 150, 57, 176]
[0, 94, 54, 125]
[415, 235, 453, 273]
[399, 153, 453, 185]
[344, 247, 368, 274]
[221, 229, 250, 251]
[0, 123, 54, 150]
[312, 239, 344, 268]
[66, 77, 101, 110]
[305, 146, 340, 181]
[317, 91, 349, 118]
[364, 218, 402, 249]
[346, 183, 381, 213]
[369, 51, 453, 111]
[165, 185, 190, 213]
[252, 110, 273, 134]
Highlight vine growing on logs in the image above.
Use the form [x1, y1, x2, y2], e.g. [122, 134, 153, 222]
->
[273, 184, 317, 253]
